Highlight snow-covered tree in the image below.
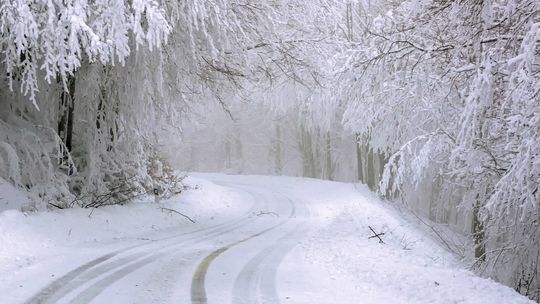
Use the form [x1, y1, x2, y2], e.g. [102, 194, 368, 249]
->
[336, 0, 540, 299]
[0, 0, 348, 205]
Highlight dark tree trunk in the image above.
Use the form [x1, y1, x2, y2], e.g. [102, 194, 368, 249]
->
[58, 75, 75, 152]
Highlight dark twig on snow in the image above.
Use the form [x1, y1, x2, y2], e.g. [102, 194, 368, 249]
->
[254, 211, 279, 217]
[368, 226, 385, 244]
[48, 202, 65, 209]
[161, 207, 195, 223]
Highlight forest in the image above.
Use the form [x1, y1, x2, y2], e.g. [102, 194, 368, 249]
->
[0, 0, 539, 301]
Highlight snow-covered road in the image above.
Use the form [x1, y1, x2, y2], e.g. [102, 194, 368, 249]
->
[0, 174, 534, 303]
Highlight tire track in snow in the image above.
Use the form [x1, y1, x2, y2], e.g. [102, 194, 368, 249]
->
[66, 217, 257, 304]
[66, 187, 274, 304]
[190, 221, 288, 304]
[25, 191, 261, 304]
[190, 194, 298, 304]
[231, 223, 309, 304]
[26, 219, 247, 304]
[231, 197, 310, 304]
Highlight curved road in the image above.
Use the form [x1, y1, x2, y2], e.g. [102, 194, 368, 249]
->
[23, 179, 312, 304]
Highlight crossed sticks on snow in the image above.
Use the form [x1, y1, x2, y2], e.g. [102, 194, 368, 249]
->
[368, 226, 385, 244]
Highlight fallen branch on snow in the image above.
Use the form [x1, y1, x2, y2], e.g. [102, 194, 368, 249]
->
[160, 207, 195, 223]
[254, 211, 279, 217]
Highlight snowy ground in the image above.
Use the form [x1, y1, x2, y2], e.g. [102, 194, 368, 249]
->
[0, 174, 533, 304]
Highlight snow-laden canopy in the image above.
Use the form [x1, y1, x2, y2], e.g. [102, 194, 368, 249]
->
[0, 0, 538, 300]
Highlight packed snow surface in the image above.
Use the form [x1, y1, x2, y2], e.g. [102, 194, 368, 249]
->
[0, 174, 533, 303]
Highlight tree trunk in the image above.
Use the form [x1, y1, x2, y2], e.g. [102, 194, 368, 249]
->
[356, 134, 364, 182]
[325, 131, 334, 180]
[473, 196, 486, 261]
[367, 147, 375, 190]
[58, 75, 75, 152]
[275, 123, 282, 174]
[225, 139, 232, 169]
[300, 127, 316, 178]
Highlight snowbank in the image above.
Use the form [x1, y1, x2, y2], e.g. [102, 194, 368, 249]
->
[0, 176, 251, 281]
[0, 177, 30, 212]
[268, 176, 533, 304]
